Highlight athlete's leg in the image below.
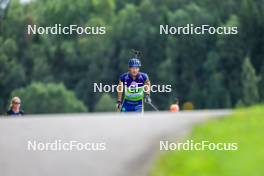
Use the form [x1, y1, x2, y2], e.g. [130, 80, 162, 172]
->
[121, 100, 127, 112]
[121, 100, 134, 112]
[121, 100, 143, 112]
[134, 100, 143, 112]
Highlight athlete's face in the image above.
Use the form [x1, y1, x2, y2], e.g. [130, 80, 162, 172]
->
[12, 100, 21, 109]
[129, 67, 139, 77]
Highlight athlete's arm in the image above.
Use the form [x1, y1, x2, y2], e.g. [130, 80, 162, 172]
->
[117, 80, 123, 102]
[143, 73, 151, 95]
[144, 73, 151, 104]
[144, 80, 151, 95]
[116, 80, 123, 111]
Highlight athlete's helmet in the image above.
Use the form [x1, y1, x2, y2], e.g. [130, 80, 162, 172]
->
[128, 58, 141, 68]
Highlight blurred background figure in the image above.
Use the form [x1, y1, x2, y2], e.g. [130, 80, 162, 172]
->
[170, 98, 180, 112]
[7, 96, 24, 116]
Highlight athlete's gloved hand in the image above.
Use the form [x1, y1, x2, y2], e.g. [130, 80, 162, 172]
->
[116, 100, 122, 111]
[144, 94, 151, 104]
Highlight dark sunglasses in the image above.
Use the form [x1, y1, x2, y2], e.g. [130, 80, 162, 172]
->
[13, 102, 21, 104]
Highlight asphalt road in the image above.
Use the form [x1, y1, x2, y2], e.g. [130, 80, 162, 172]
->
[0, 110, 231, 176]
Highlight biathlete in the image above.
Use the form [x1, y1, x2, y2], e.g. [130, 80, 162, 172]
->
[117, 52, 151, 112]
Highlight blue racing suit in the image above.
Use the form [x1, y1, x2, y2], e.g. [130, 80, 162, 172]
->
[119, 72, 149, 112]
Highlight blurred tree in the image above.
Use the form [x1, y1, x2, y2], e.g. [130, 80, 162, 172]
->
[74, 34, 114, 111]
[165, 3, 215, 108]
[259, 65, 264, 101]
[0, 38, 26, 114]
[216, 15, 244, 106]
[205, 73, 231, 108]
[1, 0, 264, 112]
[203, 52, 231, 108]
[11, 82, 87, 114]
[239, 0, 264, 73]
[95, 93, 115, 112]
[241, 57, 260, 106]
[0, 0, 10, 16]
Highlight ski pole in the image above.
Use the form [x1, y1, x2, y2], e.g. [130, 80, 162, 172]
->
[147, 102, 159, 111]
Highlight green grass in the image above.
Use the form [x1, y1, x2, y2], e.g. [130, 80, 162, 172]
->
[150, 105, 264, 176]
